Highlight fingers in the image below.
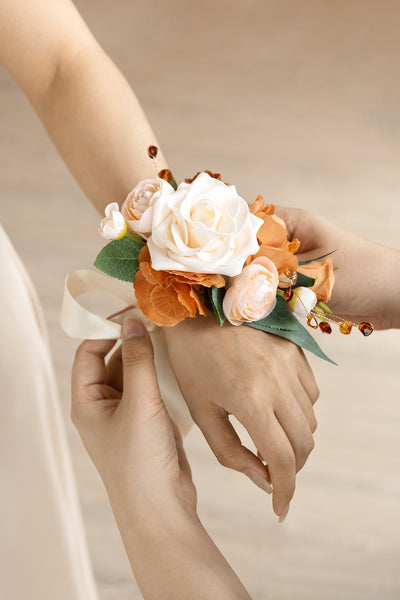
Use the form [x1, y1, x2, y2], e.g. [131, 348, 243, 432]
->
[72, 338, 117, 402]
[241, 411, 296, 519]
[298, 368, 320, 407]
[105, 344, 123, 392]
[194, 407, 272, 494]
[274, 399, 315, 473]
[121, 318, 161, 407]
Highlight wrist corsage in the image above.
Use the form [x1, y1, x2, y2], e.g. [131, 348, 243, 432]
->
[94, 146, 373, 364]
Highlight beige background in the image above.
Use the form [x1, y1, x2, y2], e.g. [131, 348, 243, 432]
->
[1, 1, 399, 598]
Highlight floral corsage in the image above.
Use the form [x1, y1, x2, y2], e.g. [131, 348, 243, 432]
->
[95, 146, 373, 364]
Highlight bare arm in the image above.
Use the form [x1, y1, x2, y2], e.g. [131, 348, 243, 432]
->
[0, 0, 167, 211]
[0, 0, 319, 518]
[72, 322, 252, 599]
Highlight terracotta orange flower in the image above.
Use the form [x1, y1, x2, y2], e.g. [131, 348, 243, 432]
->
[297, 258, 335, 302]
[247, 197, 300, 274]
[134, 246, 225, 326]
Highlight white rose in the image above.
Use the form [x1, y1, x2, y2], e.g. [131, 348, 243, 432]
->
[121, 178, 174, 239]
[288, 286, 317, 317]
[147, 172, 263, 276]
[99, 203, 127, 240]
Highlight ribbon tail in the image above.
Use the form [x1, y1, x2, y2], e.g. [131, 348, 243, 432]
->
[60, 270, 193, 435]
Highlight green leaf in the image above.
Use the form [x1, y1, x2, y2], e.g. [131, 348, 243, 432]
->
[247, 314, 336, 365]
[208, 286, 226, 326]
[299, 250, 337, 265]
[296, 272, 315, 287]
[249, 296, 301, 332]
[94, 234, 145, 282]
[318, 301, 332, 314]
[314, 306, 326, 319]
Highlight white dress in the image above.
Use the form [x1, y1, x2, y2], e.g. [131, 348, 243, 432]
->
[0, 225, 98, 600]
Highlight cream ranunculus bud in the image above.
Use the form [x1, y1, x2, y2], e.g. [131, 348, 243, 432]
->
[147, 172, 263, 277]
[288, 286, 318, 317]
[223, 257, 279, 326]
[99, 203, 127, 240]
[121, 178, 174, 240]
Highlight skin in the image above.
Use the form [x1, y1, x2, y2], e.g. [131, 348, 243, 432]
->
[71, 223, 400, 596]
[72, 318, 252, 600]
[0, 0, 320, 518]
[277, 207, 400, 330]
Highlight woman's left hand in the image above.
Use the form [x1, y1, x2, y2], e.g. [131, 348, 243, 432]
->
[71, 318, 196, 516]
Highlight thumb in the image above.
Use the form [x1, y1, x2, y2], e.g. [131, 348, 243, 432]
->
[121, 318, 160, 404]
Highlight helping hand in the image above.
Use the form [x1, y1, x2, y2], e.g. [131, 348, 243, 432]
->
[164, 315, 319, 521]
[276, 207, 400, 330]
[71, 318, 197, 516]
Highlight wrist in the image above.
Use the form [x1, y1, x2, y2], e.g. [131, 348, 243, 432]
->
[104, 475, 198, 526]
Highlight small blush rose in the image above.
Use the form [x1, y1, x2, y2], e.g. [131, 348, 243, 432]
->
[121, 178, 174, 239]
[288, 286, 317, 317]
[99, 203, 127, 240]
[223, 257, 279, 326]
[147, 172, 263, 277]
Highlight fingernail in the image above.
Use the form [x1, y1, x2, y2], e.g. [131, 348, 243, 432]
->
[244, 469, 273, 494]
[123, 318, 145, 339]
[278, 502, 290, 523]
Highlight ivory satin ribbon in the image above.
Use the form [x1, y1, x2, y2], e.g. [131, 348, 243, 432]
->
[61, 270, 193, 435]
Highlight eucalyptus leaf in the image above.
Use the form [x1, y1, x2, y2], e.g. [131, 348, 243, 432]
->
[208, 286, 226, 326]
[247, 315, 336, 364]
[250, 296, 300, 332]
[94, 234, 145, 282]
[296, 272, 315, 287]
[299, 249, 337, 265]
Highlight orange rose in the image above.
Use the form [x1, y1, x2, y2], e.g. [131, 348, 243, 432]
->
[134, 246, 224, 326]
[297, 258, 335, 303]
[247, 197, 300, 274]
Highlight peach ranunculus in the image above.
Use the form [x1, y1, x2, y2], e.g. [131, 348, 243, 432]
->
[297, 257, 335, 303]
[222, 256, 279, 326]
[134, 246, 225, 327]
[121, 178, 174, 239]
[247, 197, 300, 274]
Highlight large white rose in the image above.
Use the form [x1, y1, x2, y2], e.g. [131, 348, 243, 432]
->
[147, 172, 263, 276]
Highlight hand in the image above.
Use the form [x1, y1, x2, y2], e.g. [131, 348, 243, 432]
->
[72, 318, 252, 600]
[71, 318, 196, 516]
[164, 315, 319, 521]
[276, 207, 400, 330]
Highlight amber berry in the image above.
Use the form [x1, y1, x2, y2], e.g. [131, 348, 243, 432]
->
[306, 315, 319, 329]
[284, 268, 298, 285]
[319, 321, 332, 334]
[359, 321, 374, 336]
[339, 321, 352, 335]
[147, 145, 158, 159]
[284, 287, 293, 301]
[158, 168, 174, 184]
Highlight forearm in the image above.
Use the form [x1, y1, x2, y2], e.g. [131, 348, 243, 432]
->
[382, 246, 400, 329]
[0, 0, 167, 214]
[35, 43, 167, 213]
[107, 490, 252, 600]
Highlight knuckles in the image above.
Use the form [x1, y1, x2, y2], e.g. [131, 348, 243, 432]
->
[123, 345, 154, 367]
[214, 447, 242, 470]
